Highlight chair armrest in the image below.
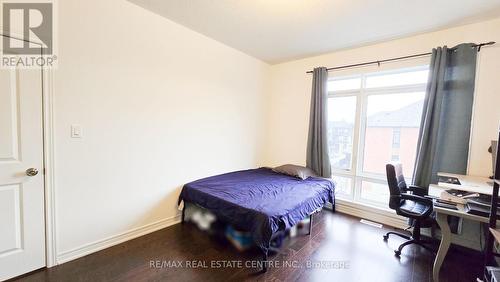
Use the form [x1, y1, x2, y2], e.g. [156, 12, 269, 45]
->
[400, 193, 432, 205]
[405, 185, 428, 196]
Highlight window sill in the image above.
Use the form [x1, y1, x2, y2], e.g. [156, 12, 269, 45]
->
[328, 198, 408, 229]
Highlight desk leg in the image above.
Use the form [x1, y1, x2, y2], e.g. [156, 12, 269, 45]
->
[433, 212, 451, 282]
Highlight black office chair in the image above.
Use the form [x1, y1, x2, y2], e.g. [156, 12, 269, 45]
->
[383, 163, 435, 256]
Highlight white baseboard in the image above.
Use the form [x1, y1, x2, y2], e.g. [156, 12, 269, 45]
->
[57, 214, 181, 265]
[328, 200, 407, 229]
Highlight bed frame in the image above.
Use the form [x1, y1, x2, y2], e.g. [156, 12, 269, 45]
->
[180, 203, 325, 272]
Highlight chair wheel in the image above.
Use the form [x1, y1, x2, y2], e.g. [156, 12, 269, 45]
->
[394, 250, 401, 257]
[383, 235, 388, 241]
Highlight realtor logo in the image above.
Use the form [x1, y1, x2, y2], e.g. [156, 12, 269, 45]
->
[1, 1, 57, 68]
[2, 2, 53, 54]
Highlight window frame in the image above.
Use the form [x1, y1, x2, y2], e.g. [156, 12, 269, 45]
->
[392, 128, 401, 149]
[328, 65, 428, 207]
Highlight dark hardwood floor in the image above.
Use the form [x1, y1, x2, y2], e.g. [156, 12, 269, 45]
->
[13, 211, 483, 282]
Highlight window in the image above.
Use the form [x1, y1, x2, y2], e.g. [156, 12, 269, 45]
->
[362, 92, 424, 176]
[328, 66, 428, 208]
[332, 175, 352, 196]
[328, 96, 356, 170]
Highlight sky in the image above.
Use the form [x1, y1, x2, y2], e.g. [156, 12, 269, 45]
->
[327, 68, 429, 123]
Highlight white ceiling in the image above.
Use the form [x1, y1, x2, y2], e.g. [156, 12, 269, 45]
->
[129, 0, 500, 64]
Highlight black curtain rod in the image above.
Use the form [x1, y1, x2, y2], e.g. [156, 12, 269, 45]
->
[306, 41, 496, 74]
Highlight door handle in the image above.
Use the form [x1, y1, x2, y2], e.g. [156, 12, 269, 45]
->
[26, 168, 39, 177]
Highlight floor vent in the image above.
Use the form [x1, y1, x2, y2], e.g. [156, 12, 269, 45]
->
[360, 219, 383, 228]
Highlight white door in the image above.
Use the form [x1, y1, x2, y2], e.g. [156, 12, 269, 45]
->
[0, 36, 45, 281]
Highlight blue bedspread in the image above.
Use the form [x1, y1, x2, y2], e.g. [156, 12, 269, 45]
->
[178, 168, 335, 254]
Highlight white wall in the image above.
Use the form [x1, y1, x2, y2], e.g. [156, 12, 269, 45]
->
[53, 0, 269, 261]
[264, 17, 500, 178]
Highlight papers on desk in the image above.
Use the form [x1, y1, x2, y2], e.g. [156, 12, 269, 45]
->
[446, 191, 500, 219]
[431, 190, 466, 210]
[430, 173, 496, 216]
[434, 189, 498, 218]
[439, 189, 478, 205]
[463, 192, 500, 219]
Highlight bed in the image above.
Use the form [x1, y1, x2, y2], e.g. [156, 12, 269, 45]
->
[177, 167, 335, 271]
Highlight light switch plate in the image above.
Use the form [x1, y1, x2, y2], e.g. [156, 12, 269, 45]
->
[71, 124, 82, 138]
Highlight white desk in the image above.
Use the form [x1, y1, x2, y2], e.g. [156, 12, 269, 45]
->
[436, 172, 494, 195]
[431, 173, 493, 282]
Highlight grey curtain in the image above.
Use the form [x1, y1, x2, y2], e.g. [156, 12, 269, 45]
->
[413, 43, 478, 187]
[306, 67, 332, 178]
